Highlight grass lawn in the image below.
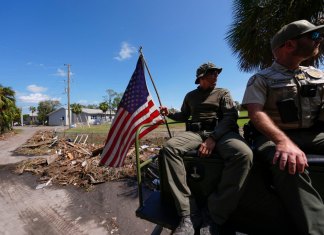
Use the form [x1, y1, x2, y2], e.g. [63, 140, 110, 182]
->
[64, 123, 111, 134]
[238, 110, 249, 127]
[63, 118, 185, 134]
[62, 111, 249, 136]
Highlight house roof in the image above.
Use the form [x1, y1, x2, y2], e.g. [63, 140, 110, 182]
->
[47, 107, 116, 116]
[81, 108, 116, 115]
[81, 108, 103, 114]
[47, 107, 66, 116]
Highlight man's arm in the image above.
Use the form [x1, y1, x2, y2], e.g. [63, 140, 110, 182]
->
[247, 103, 308, 174]
[209, 91, 238, 141]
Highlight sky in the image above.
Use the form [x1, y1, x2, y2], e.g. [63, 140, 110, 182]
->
[0, 0, 255, 114]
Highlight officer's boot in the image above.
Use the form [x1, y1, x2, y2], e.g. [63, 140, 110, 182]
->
[172, 215, 195, 235]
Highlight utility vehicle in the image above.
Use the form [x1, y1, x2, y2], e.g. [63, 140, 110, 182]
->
[135, 122, 324, 235]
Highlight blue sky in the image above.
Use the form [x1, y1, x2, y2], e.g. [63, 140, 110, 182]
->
[1, 0, 255, 114]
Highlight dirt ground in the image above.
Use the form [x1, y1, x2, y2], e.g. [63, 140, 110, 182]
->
[0, 126, 170, 235]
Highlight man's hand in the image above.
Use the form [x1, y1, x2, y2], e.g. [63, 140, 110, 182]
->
[198, 137, 216, 158]
[247, 103, 308, 175]
[159, 106, 169, 116]
[273, 139, 308, 174]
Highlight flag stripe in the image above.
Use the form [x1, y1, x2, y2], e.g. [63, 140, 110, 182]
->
[101, 98, 155, 166]
[113, 107, 163, 167]
[111, 105, 162, 167]
[99, 56, 163, 167]
[104, 109, 127, 145]
[109, 99, 160, 167]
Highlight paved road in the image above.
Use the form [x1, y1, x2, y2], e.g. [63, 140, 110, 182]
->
[0, 126, 169, 235]
[0, 126, 60, 165]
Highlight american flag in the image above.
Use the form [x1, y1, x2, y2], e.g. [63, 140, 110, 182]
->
[99, 56, 163, 167]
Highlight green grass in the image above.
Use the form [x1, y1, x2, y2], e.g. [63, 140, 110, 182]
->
[64, 123, 111, 134]
[59, 111, 249, 139]
[238, 110, 249, 127]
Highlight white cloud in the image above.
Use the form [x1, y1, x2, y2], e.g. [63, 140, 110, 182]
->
[26, 61, 45, 67]
[27, 84, 48, 93]
[114, 42, 137, 61]
[53, 68, 67, 77]
[18, 93, 50, 103]
[52, 68, 74, 77]
[18, 93, 61, 104]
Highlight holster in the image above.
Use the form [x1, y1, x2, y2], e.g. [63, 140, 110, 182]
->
[186, 118, 218, 132]
[243, 121, 261, 148]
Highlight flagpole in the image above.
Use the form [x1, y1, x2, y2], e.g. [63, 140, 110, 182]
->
[139, 47, 172, 138]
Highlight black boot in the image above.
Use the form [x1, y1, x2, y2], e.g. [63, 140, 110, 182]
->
[172, 215, 195, 235]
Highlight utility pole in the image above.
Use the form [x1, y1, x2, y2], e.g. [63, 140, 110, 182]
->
[20, 107, 23, 126]
[64, 64, 71, 128]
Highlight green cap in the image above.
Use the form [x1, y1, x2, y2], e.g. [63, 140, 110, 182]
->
[195, 62, 222, 84]
[271, 19, 324, 50]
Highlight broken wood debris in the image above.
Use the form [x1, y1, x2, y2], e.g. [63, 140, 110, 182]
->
[14, 130, 163, 191]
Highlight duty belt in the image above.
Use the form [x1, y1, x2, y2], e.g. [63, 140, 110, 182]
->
[186, 119, 218, 132]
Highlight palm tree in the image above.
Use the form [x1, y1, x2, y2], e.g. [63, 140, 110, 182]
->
[71, 103, 83, 125]
[0, 85, 15, 111]
[0, 85, 16, 133]
[29, 106, 36, 125]
[104, 89, 117, 119]
[99, 101, 109, 121]
[226, 0, 324, 72]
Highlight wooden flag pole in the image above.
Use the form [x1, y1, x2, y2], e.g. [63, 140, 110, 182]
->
[139, 47, 172, 138]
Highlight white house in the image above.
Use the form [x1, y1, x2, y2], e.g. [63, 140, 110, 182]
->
[47, 107, 115, 126]
[47, 107, 71, 126]
[24, 112, 39, 125]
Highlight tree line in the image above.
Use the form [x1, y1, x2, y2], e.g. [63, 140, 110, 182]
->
[0, 85, 20, 134]
[27, 89, 123, 125]
[0, 85, 123, 133]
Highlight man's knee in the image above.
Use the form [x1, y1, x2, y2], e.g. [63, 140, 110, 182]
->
[235, 144, 253, 163]
[218, 138, 253, 164]
[164, 138, 176, 149]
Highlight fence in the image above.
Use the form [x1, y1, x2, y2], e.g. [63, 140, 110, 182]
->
[56, 132, 107, 145]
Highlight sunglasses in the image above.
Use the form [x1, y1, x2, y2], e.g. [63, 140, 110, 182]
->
[295, 31, 323, 41]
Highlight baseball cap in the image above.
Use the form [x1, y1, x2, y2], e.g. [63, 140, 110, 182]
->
[271, 19, 324, 50]
[195, 62, 222, 84]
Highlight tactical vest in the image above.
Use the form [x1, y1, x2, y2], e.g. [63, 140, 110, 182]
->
[258, 66, 324, 129]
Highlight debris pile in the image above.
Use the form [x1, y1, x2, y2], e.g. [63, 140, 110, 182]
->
[14, 130, 163, 191]
[0, 130, 16, 141]
[14, 130, 59, 155]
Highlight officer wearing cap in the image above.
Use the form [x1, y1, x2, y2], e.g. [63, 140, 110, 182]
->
[242, 19, 324, 234]
[160, 62, 253, 235]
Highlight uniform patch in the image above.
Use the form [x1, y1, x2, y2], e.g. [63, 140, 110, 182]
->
[295, 72, 306, 80]
[306, 68, 323, 79]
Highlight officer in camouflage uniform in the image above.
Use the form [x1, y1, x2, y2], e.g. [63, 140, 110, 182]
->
[242, 20, 324, 234]
[160, 62, 253, 235]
